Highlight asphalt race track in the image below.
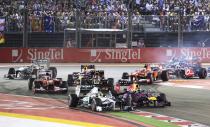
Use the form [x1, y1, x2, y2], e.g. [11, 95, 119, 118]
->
[0, 64, 210, 126]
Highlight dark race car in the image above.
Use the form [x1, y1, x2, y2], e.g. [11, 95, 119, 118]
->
[67, 65, 104, 86]
[67, 65, 114, 94]
[114, 80, 139, 94]
[114, 79, 171, 108]
[131, 89, 171, 107]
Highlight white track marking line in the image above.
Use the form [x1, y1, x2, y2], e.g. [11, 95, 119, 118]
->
[159, 82, 204, 89]
[134, 110, 209, 127]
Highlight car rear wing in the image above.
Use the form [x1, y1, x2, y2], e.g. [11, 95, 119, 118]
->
[81, 65, 95, 72]
[36, 69, 53, 79]
[118, 80, 133, 86]
[32, 59, 50, 68]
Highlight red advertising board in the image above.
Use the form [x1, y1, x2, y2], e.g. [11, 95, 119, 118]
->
[0, 48, 210, 63]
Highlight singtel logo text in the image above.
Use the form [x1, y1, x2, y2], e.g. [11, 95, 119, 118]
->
[28, 48, 64, 60]
[91, 49, 141, 62]
[180, 48, 210, 58]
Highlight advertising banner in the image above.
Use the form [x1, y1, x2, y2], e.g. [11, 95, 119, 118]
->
[1, 48, 210, 63]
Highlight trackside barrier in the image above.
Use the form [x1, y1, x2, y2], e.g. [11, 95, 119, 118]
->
[0, 48, 210, 63]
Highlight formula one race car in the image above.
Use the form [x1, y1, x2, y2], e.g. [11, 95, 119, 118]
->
[67, 65, 114, 93]
[114, 80, 171, 108]
[28, 69, 68, 94]
[68, 86, 117, 111]
[67, 65, 104, 86]
[4, 59, 57, 80]
[122, 64, 169, 84]
[131, 89, 171, 107]
[68, 84, 134, 112]
[165, 56, 207, 79]
[4, 66, 34, 80]
[114, 80, 140, 94]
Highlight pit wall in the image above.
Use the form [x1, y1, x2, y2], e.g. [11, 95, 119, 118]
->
[0, 48, 210, 63]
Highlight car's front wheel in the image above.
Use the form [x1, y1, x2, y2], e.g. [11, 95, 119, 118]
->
[68, 94, 78, 108]
[91, 98, 102, 111]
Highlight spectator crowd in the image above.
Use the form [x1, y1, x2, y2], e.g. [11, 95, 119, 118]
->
[0, 0, 210, 32]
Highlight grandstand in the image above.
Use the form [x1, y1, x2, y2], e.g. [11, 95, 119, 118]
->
[0, 0, 210, 47]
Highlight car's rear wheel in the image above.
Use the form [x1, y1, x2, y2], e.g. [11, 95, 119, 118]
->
[8, 68, 15, 75]
[107, 78, 114, 90]
[122, 72, 129, 79]
[61, 81, 68, 94]
[147, 73, 153, 84]
[67, 74, 74, 86]
[198, 68, 207, 79]
[161, 70, 169, 81]
[8, 68, 15, 79]
[180, 70, 186, 79]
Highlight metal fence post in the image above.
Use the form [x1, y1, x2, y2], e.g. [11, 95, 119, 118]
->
[178, 3, 184, 48]
[23, 0, 28, 48]
[127, 0, 132, 48]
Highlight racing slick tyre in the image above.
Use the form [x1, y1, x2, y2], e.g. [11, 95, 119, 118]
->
[147, 73, 153, 84]
[107, 78, 115, 93]
[98, 70, 104, 78]
[67, 74, 74, 86]
[61, 81, 68, 94]
[137, 97, 148, 107]
[28, 78, 35, 90]
[49, 67, 57, 78]
[198, 68, 207, 79]
[15, 71, 20, 78]
[34, 81, 41, 94]
[161, 70, 169, 81]
[8, 68, 15, 75]
[68, 94, 78, 107]
[157, 93, 166, 107]
[158, 93, 171, 107]
[8, 68, 15, 79]
[107, 78, 114, 87]
[34, 81, 41, 88]
[175, 70, 181, 79]
[91, 98, 102, 111]
[122, 72, 129, 79]
[180, 70, 187, 79]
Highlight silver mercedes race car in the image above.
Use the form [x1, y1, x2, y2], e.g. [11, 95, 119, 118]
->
[68, 86, 117, 111]
[4, 59, 57, 80]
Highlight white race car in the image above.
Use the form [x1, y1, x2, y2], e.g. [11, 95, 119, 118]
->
[68, 87, 119, 112]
